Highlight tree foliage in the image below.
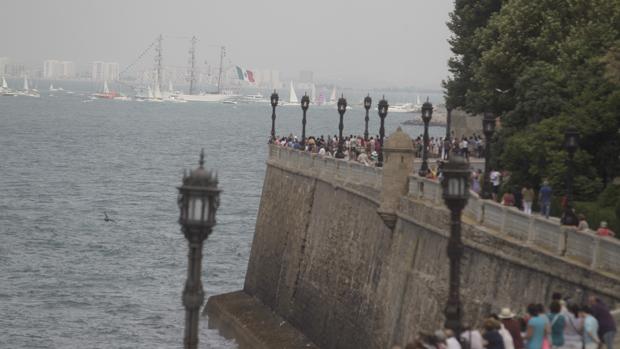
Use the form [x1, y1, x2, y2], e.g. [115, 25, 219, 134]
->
[445, 0, 620, 199]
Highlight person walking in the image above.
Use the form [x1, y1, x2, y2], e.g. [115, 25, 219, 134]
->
[526, 303, 550, 349]
[483, 318, 506, 349]
[563, 303, 583, 349]
[499, 308, 524, 349]
[490, 170, 501, 201]
[548, 301, 565, 349]
[579, 306, 600, 349]
[588, 296, 617, 349]
[539, 181, 553, 219]
[522, 184, 535, 215]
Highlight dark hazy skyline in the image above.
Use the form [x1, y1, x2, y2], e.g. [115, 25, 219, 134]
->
[2, 0, 454, 89]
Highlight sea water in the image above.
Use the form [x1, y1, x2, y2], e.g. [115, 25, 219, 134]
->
[0, 88, 445, 348]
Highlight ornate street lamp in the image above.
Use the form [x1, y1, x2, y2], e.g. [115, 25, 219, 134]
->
[481, 112, 496, 199]
[177, 149, 221, 349]
[300, 93, 310, 148]
[363, 94, 372, 141]
[335, 94, 347, 159]
[418, 98, 433, 176]
[445, 104, 452, 141]
[562, 126, 580, 225]
[377, 96, 388, 167]
[270, 90, 279, 142]
[441, 154, 470, 337]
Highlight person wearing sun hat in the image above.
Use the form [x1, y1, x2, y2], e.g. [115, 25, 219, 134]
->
[499, 307, 524, 349]
[596, 221, 616, 237]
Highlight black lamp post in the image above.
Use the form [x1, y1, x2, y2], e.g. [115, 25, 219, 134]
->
[441, 154, 470, 337]
[177, 149, 221, 349]
[270, 90, 279, 142]
[481, 112, 496, 199]
[335, 95, 347, 159]
[446, 106, 452, 140]
[363, 94, 372, 141]
[418, 98, 433, 176]
[301, 93, 310, 148]
[377, 97, 388, 167]
[562, 127, 579, 225]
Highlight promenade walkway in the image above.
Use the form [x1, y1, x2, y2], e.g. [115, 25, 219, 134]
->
[269, 144, 620, 278]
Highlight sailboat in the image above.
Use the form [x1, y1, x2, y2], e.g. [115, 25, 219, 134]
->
[92, 80, 118, 99]
[18, 76, 40, 97]
[310, 84, 317, 104]
[0, 76, 17, 96]
[280, 81, 299, 106]
[289, 81, 298, 103]
[153, 79, 163, 100]
[178, 45, 235, 102]
[325, 87, 337, 105]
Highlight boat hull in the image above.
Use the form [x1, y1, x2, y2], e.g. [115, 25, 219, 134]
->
[178, 93, 233, 102]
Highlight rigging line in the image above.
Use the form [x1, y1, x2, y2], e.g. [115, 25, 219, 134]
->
[119, 38, 158, 77]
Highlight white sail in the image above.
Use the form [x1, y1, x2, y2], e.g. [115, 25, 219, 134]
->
[147, 86, 154, 99]
[2, 77, 7, 89]
[50, 83, 55, 91]
[416, 95, 421, 106]
[103, 80, 110, 94]
[168, 80, 174, 93]
[311, 84, 316, 104]
[289, 81, 298, 103]
[329, 87, 337, 102]
[23, 76, 29, 91]
[153, 83, 162, 99]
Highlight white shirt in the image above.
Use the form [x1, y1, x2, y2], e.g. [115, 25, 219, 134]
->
[447, 336, 462, 349]
[490, 171, 501, 186]
[499, 324, 515, 349]
[460, 330, 484, 349]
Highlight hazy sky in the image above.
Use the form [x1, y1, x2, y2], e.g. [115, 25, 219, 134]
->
[2, 0, 454, 89]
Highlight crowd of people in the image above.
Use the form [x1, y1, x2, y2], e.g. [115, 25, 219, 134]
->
[270, 132, 485, 168]
[472, 171, 616, 237]
[271, 132, 616, 237]
[391, 294, 617, 349]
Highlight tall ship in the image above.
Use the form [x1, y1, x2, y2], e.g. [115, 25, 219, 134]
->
[178, 41, 234, 102]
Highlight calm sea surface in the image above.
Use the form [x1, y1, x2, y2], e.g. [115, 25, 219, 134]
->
[0, 86, 445, 348]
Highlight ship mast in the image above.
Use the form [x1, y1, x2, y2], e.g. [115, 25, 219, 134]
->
[154, 34, 163, 93]
[217, 46, 225, 94]
[188, 36, 197, 95]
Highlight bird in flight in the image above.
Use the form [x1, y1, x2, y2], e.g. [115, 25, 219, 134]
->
[495, 88, 511, 94]
[103, 212, 116, 223]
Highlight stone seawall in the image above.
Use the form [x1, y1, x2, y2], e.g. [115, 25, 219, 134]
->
[210, 144, 620, 349]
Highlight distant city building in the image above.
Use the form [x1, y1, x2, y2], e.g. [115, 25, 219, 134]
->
[299, 70, 314, 83]
[92, 61, 120, 81]
[0, 57, 8, 76]
[252, 69, 281, 89]
[5, 63, 25, 78]
[43, 60, 76, 79]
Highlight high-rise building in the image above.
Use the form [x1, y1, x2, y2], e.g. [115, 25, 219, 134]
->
[44, 60, 76, 79]
[0, 57, 8, 76]
[92, 61, 120, 81]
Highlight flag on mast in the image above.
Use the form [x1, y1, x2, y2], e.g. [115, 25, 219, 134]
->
[235, 66, 255, 83]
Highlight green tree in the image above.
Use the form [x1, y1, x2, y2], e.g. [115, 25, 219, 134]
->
[445, 0, 620, 196]
[443, 0, 503, 110]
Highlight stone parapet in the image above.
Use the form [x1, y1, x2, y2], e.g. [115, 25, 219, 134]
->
[214, 145, 620, 349]
[268, 145, 620, 280]
[407, 175, 620, 280]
